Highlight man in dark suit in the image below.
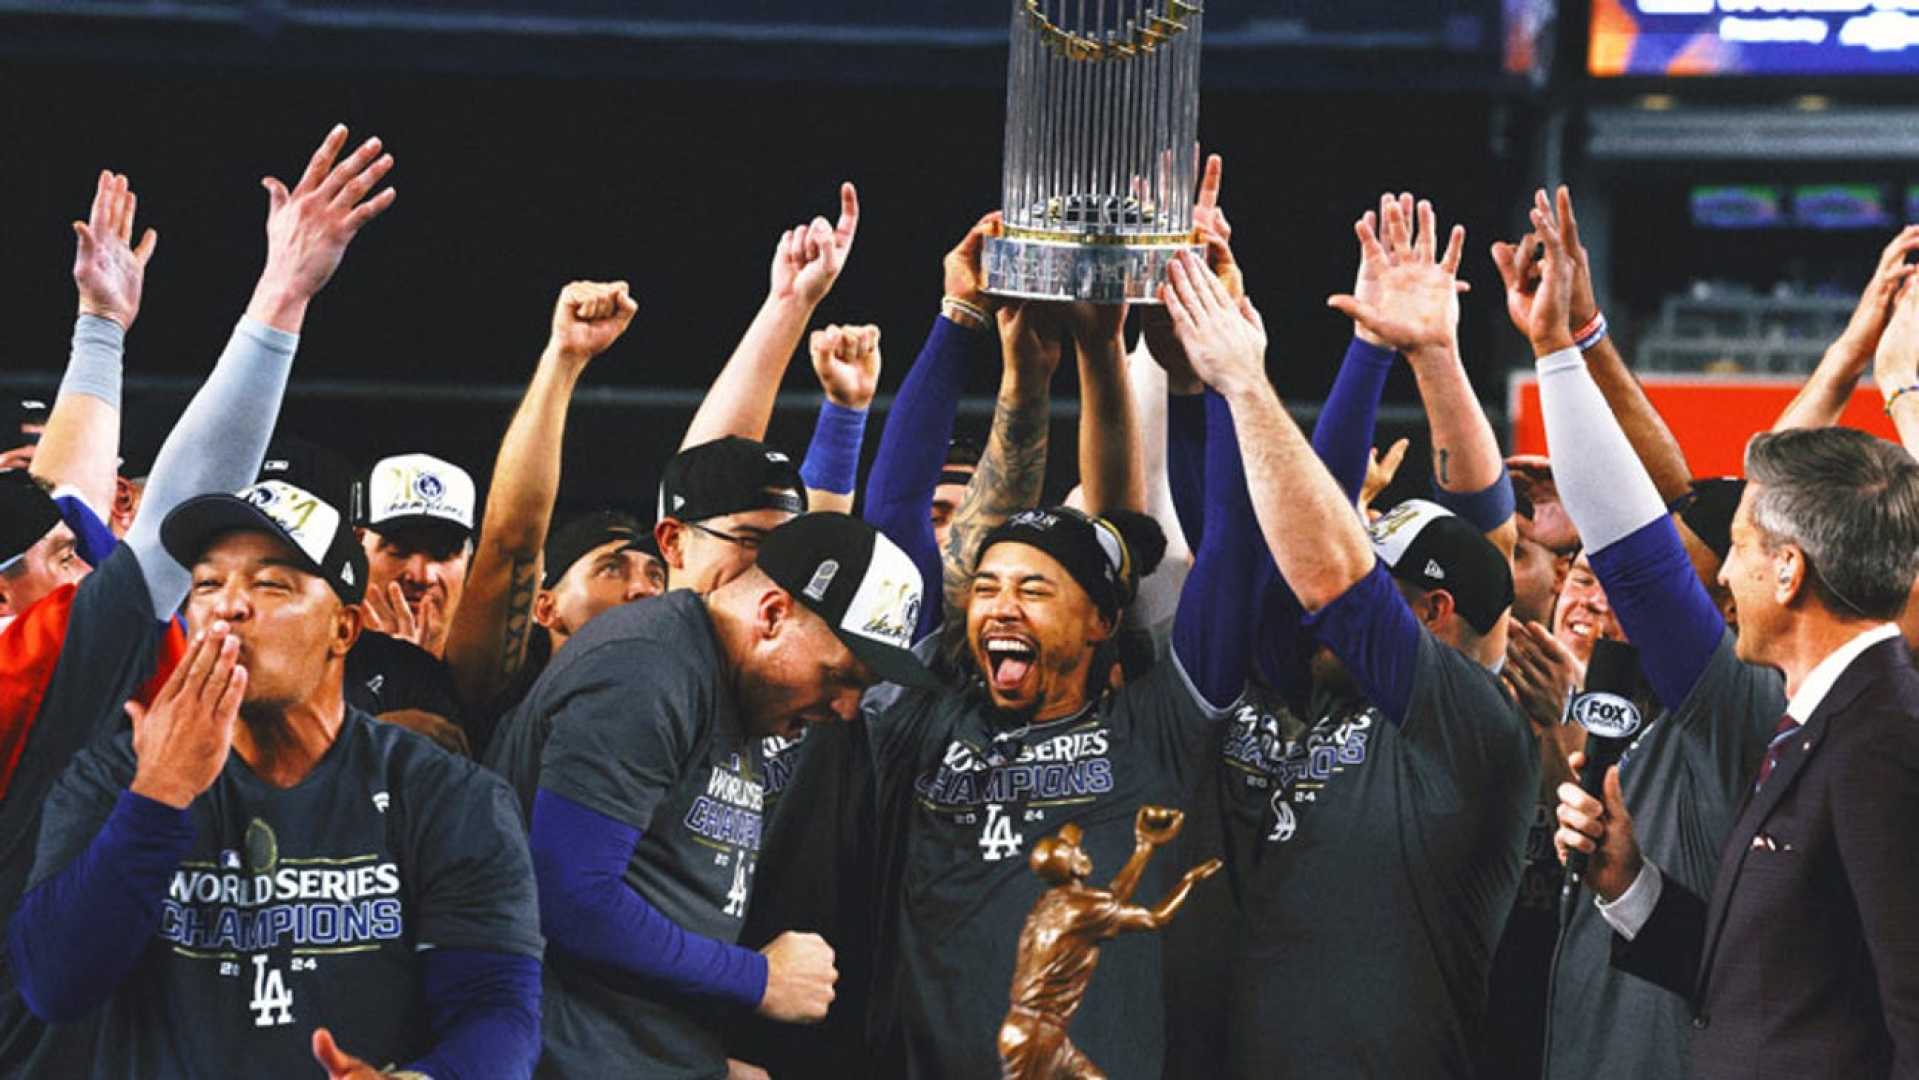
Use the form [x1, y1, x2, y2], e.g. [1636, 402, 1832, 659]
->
[1556, 425, 1919, 1079]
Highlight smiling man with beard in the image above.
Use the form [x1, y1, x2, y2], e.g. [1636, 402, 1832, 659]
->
[7, 475, 544, 1079]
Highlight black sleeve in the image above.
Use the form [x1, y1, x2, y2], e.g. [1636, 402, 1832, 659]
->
[405, 757, 545, 959]
[536, 641, 701, 833]
[27, 733, 138, 891]
[1609, 875, 1709, 1001]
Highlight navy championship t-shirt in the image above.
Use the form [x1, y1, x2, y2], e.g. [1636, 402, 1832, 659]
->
[868, 653, 1229, 1080]
[27, 708, 542, 1077]
[523, 590, 766, 1079]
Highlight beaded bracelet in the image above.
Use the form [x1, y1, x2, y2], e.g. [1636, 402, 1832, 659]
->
[1884, 384, 1919, 416]
[1573, 311, 1609, 352]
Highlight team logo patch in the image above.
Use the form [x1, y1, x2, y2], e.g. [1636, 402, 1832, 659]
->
[413, 472, 445, 501]
[803, 559, 838, 601]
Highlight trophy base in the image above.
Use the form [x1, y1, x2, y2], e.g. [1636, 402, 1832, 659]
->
[983, 233, 1201, 305]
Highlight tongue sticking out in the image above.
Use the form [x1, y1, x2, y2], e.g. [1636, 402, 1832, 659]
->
[993, 657, 1033, 691]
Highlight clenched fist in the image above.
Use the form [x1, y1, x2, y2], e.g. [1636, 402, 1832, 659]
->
[809, 324, 882, 410]
[758, 931, 837, 1024]
[549, 280, 639, 365]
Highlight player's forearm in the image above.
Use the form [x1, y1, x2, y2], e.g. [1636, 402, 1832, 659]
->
[681, 293, 813, 450]
[1581, 336, 1694, 505]
[407, 948, 542, 1080]
[1075, 333, 1146, 516]
[1889, 396, 1919, 458]
[9, 789, 195, 1022]
[1774, 339, 1869, 433]
[1172, 392, 1275, 712]
[1310, 336, 1395, 502]
[1226, 380, 1375, 613]
[940, 361, 1050, 615]
[1165, 391, 1207, 549]
[799, 399, 870, 514]
[529, 790, 767, 1008]
[31, 315, 125, 515]
[478, 345, 585, 558]
[124, 317, 299, 617]
[1408, 344, 1504, 498]
[864, 316, 979, 641]
[1127, 340, 1191, 562]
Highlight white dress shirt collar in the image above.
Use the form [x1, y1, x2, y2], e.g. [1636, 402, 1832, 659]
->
[1787, 622, 1902, 723]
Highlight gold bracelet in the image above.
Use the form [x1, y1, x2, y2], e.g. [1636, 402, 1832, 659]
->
[1886, 384, 1919, 416]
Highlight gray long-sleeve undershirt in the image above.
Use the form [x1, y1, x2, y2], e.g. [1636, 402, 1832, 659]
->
[123, 317, 299, 617]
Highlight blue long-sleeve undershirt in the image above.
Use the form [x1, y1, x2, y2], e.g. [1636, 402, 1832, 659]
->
[1303, 563, 1423, 726]
[529, 788, 767, 1009]
[1311, 337, 1396, 502]
[9, 789, 195, 1022]
[1165, 392, 1207, 550]
[1172, 393, 1282, 712]
[1588, 516, 1726, 712]
[407, 949, 542, 1080]
[861, 316, 981, 643]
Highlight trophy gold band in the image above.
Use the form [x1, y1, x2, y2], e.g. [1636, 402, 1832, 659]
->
[984, 0, 1207, 305]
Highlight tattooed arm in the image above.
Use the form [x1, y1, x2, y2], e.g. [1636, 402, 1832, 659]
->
[444, 282, 637, 735]
[938, 303, 1062, 622]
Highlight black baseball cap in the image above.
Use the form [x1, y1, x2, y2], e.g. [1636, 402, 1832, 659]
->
[1681, 477, 1746, 564]
[977, 506, 1144, 619]
[1367, 498, 1514, 635]
[0, 469, 60, 572]
[543, 510, 659, 589]
[258, 435, 358, 510]
[659, 436, 807, 525]
[1, 396, 49, 449]
[754, 513, 939, 689]
[161, 479, 369, 603]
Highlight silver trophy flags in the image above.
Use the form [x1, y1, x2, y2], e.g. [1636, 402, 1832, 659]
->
[984, 0, 1206, 305]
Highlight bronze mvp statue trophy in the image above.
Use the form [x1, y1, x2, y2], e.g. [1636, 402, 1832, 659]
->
[983, 0, 1207, 304]
[998, 806, 1222, 1080]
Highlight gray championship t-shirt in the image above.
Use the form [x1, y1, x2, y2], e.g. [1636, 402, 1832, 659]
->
[526, 591, 765, 1079]
[28, 709, 541, 1078]
[1209, 630, 1538, 1078]
[1542, 633, 1784, 1080]
[871, 653, 1228, 1080]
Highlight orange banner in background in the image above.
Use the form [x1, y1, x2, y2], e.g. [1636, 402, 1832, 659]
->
[1507, 373, 1901, 479]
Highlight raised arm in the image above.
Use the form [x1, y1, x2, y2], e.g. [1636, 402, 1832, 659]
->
[1494, 187, 1693, 505]
[799, 324, 880, 514]
[1312, 194, 1405, 503]
[1776, 225, 1919, 432]
[1066, 302, 1145, 515]
[123, 124, 394, 619]
[1523, 199, 1724, 711]
[1127, 340, 1192, 565]
[443, 281, 637, 715]
[1331, 196, 1513, 552]
[862, 215, 999, 641]
[31, 171, 158, 517]
[1873, 271, 1919, 457]
[939, 303, 1059, 618]
[680, 183, 859, 450]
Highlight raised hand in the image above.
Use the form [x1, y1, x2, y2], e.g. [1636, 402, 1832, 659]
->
[809, 324, 882, 409]
[758, 931, 838, 1023]
[1063, 300, 1128, 351]
[995, 301, 1067, 384]
[1523, 192, 1579, 356]
[72, 170, 159, 330]
[1503, 619, 1584, 731]
[943, 211, 1002, 324]
[1135, 805, 1186, 846]
[1161, 250, 1268, 399]
[548, 280, 639, 365]
[1841, 224, 1919, 367]
[1547, 186, 1603, 332]
[1874, 268, 1919, 399]
[129, 622, 247, 810]
[1359, 437, 1411, 516]
[770, 182, 860, 307]
[311, 1027, 386, 1079]
[1326, 195, 1468, 360]
[247, 124, 397, 332]
[1489, 228, 1545, 342]
[1190, 154, 1244, 300]
[1343, 192, 1412, 348]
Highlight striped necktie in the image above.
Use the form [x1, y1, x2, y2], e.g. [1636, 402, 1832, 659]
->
[1753, 714, 1801, 793]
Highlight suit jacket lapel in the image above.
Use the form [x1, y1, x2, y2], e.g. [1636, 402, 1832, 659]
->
[1692, 638, 1901, 1000]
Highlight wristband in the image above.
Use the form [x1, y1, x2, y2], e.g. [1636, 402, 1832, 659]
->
[1885, 384, 1919, 415]
[941, 295, 990, 331]
[799, 400, 869, 495]
[1573, 312, 1609, 353]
